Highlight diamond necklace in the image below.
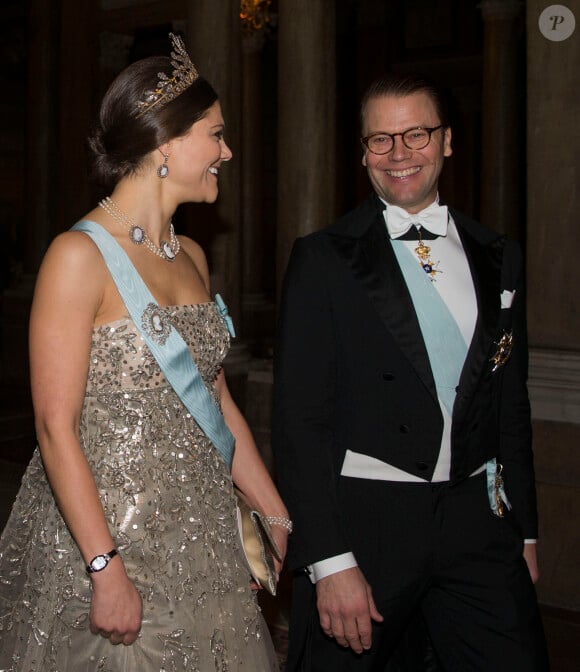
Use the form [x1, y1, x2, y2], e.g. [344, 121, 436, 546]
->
[98, 196, 180, 262]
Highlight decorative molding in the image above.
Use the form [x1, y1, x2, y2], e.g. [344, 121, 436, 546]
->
[528, 348, 580, 424]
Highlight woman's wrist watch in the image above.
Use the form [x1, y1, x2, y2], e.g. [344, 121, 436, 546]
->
[86, 548, 118, 574]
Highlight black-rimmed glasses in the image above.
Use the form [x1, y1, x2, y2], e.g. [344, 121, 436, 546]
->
[361, 125, 444, 154]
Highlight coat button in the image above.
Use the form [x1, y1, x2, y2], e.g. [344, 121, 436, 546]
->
[416, 461, 429, 471]
[382, 372, 395, 381]
[399, 424, 410, 433]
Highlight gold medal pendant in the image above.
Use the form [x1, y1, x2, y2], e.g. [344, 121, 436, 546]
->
[414, 233, 442, 281]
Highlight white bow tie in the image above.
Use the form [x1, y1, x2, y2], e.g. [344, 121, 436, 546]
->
[386, 202, 449, 239]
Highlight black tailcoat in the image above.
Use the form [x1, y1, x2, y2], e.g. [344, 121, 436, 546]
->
[273, 193, 538, 573]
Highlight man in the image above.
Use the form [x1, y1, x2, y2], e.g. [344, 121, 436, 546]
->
[272, 73, 549, 671]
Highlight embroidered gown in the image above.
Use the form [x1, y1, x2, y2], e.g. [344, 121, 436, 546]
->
[0, 302, 279, 671]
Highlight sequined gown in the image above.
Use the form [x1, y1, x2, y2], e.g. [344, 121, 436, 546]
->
[0, 302, 279, 671]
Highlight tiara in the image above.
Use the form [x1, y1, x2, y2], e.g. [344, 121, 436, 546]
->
[134, 33, 199, 118]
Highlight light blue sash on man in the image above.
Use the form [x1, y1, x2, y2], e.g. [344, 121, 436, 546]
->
[72, 220, 235, 469]
[391, 240, 509, 514]
[391, 240, 467, 417]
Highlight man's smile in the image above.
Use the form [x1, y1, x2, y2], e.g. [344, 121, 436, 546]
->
[385, 167, 422, 178]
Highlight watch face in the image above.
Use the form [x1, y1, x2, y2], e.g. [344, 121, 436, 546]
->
[91, 555, 108, 572]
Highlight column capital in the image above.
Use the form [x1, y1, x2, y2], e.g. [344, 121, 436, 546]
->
[478, 0, 521, 20]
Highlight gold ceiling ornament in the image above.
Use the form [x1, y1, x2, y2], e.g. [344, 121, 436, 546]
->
[240, 0, 273, 35]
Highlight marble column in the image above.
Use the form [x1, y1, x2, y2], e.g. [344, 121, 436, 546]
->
[276, 0, 336, 294]
[478, 0, 523, 239]
[526, 0, 579, 350]
[240, 29, 273, 349]
[57, 0, 98, 230]
[186, 0, 249, 390]
[186, 0, 242, 328]
[25, 0, 59, 272]
[524, 0, 580, 617]
[1, 0, 60, 390]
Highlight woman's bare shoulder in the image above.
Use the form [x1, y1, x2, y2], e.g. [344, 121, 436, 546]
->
[34, 229, 108, 309]
[43, 228, 104, 265]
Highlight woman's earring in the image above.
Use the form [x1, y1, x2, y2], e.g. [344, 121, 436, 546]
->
[157, 153, 170, 178]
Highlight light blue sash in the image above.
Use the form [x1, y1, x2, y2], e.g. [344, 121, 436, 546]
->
[391, 240, 509, 515]
[73, 220, 235, 469]
[391, 241, 467, 416]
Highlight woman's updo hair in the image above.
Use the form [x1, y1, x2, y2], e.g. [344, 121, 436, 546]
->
[89, 55, 218, 188]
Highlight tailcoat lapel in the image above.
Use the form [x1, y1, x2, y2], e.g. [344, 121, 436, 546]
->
[327, 198, 508, 413]
[452, 211, 506, 418]
[329, 196, 438, 402]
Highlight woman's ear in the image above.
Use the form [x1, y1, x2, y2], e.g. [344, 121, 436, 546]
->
[155, 143, 172, 179]
[158, 142, 172, 159]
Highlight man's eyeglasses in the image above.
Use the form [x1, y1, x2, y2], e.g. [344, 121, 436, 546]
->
[361, 125, 444, 155]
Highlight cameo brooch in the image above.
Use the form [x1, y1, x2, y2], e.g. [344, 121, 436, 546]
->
[141, 303, 172, 345]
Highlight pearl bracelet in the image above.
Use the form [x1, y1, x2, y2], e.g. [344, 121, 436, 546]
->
[265, 515, 293, 533]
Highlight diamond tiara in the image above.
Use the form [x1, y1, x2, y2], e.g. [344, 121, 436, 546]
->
[134, 32, 199, 118]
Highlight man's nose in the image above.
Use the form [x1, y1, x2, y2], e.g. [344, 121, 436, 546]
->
[390, 135, 411, 160]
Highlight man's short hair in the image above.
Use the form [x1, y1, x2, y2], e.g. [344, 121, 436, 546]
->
[360, 73, 451, 129]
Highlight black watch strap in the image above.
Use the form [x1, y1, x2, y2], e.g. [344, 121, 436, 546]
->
[86, 548, 118, 574]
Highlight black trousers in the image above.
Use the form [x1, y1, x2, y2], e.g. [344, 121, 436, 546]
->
[384, 610, 441, 672]
[287, 473, 549, 672]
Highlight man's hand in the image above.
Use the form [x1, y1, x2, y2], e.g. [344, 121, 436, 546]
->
[523, 543, 540, 584]
[316, 566, 384, 654]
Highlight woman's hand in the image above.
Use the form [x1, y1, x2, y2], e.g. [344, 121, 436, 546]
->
[523, 543, 540, 584]
[89, 560, 143, 646]
[247, 525, 289, 592]
[269, 524, 289, 578]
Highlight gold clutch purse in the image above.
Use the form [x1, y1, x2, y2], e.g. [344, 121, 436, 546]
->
[235, 488, 282, 595]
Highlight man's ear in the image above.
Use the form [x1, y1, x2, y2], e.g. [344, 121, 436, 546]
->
[443, 127, 453, 158]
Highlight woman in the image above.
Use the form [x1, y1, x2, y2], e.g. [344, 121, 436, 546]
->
[0, 33, 288, 671]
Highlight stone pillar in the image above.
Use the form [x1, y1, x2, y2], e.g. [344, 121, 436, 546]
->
[525, 0, 580, 620]
[240, 29, 274, 349]
[57, 0, 98, 231]
[478, 0, 523, 239]
[186, 0, 249, 395]
[527, 0, 579, 349]
[186, 0, 243, 329]
[276, 0, 336, 294]
[25, 0, 59, 272]
[1, 0, 60, 391]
